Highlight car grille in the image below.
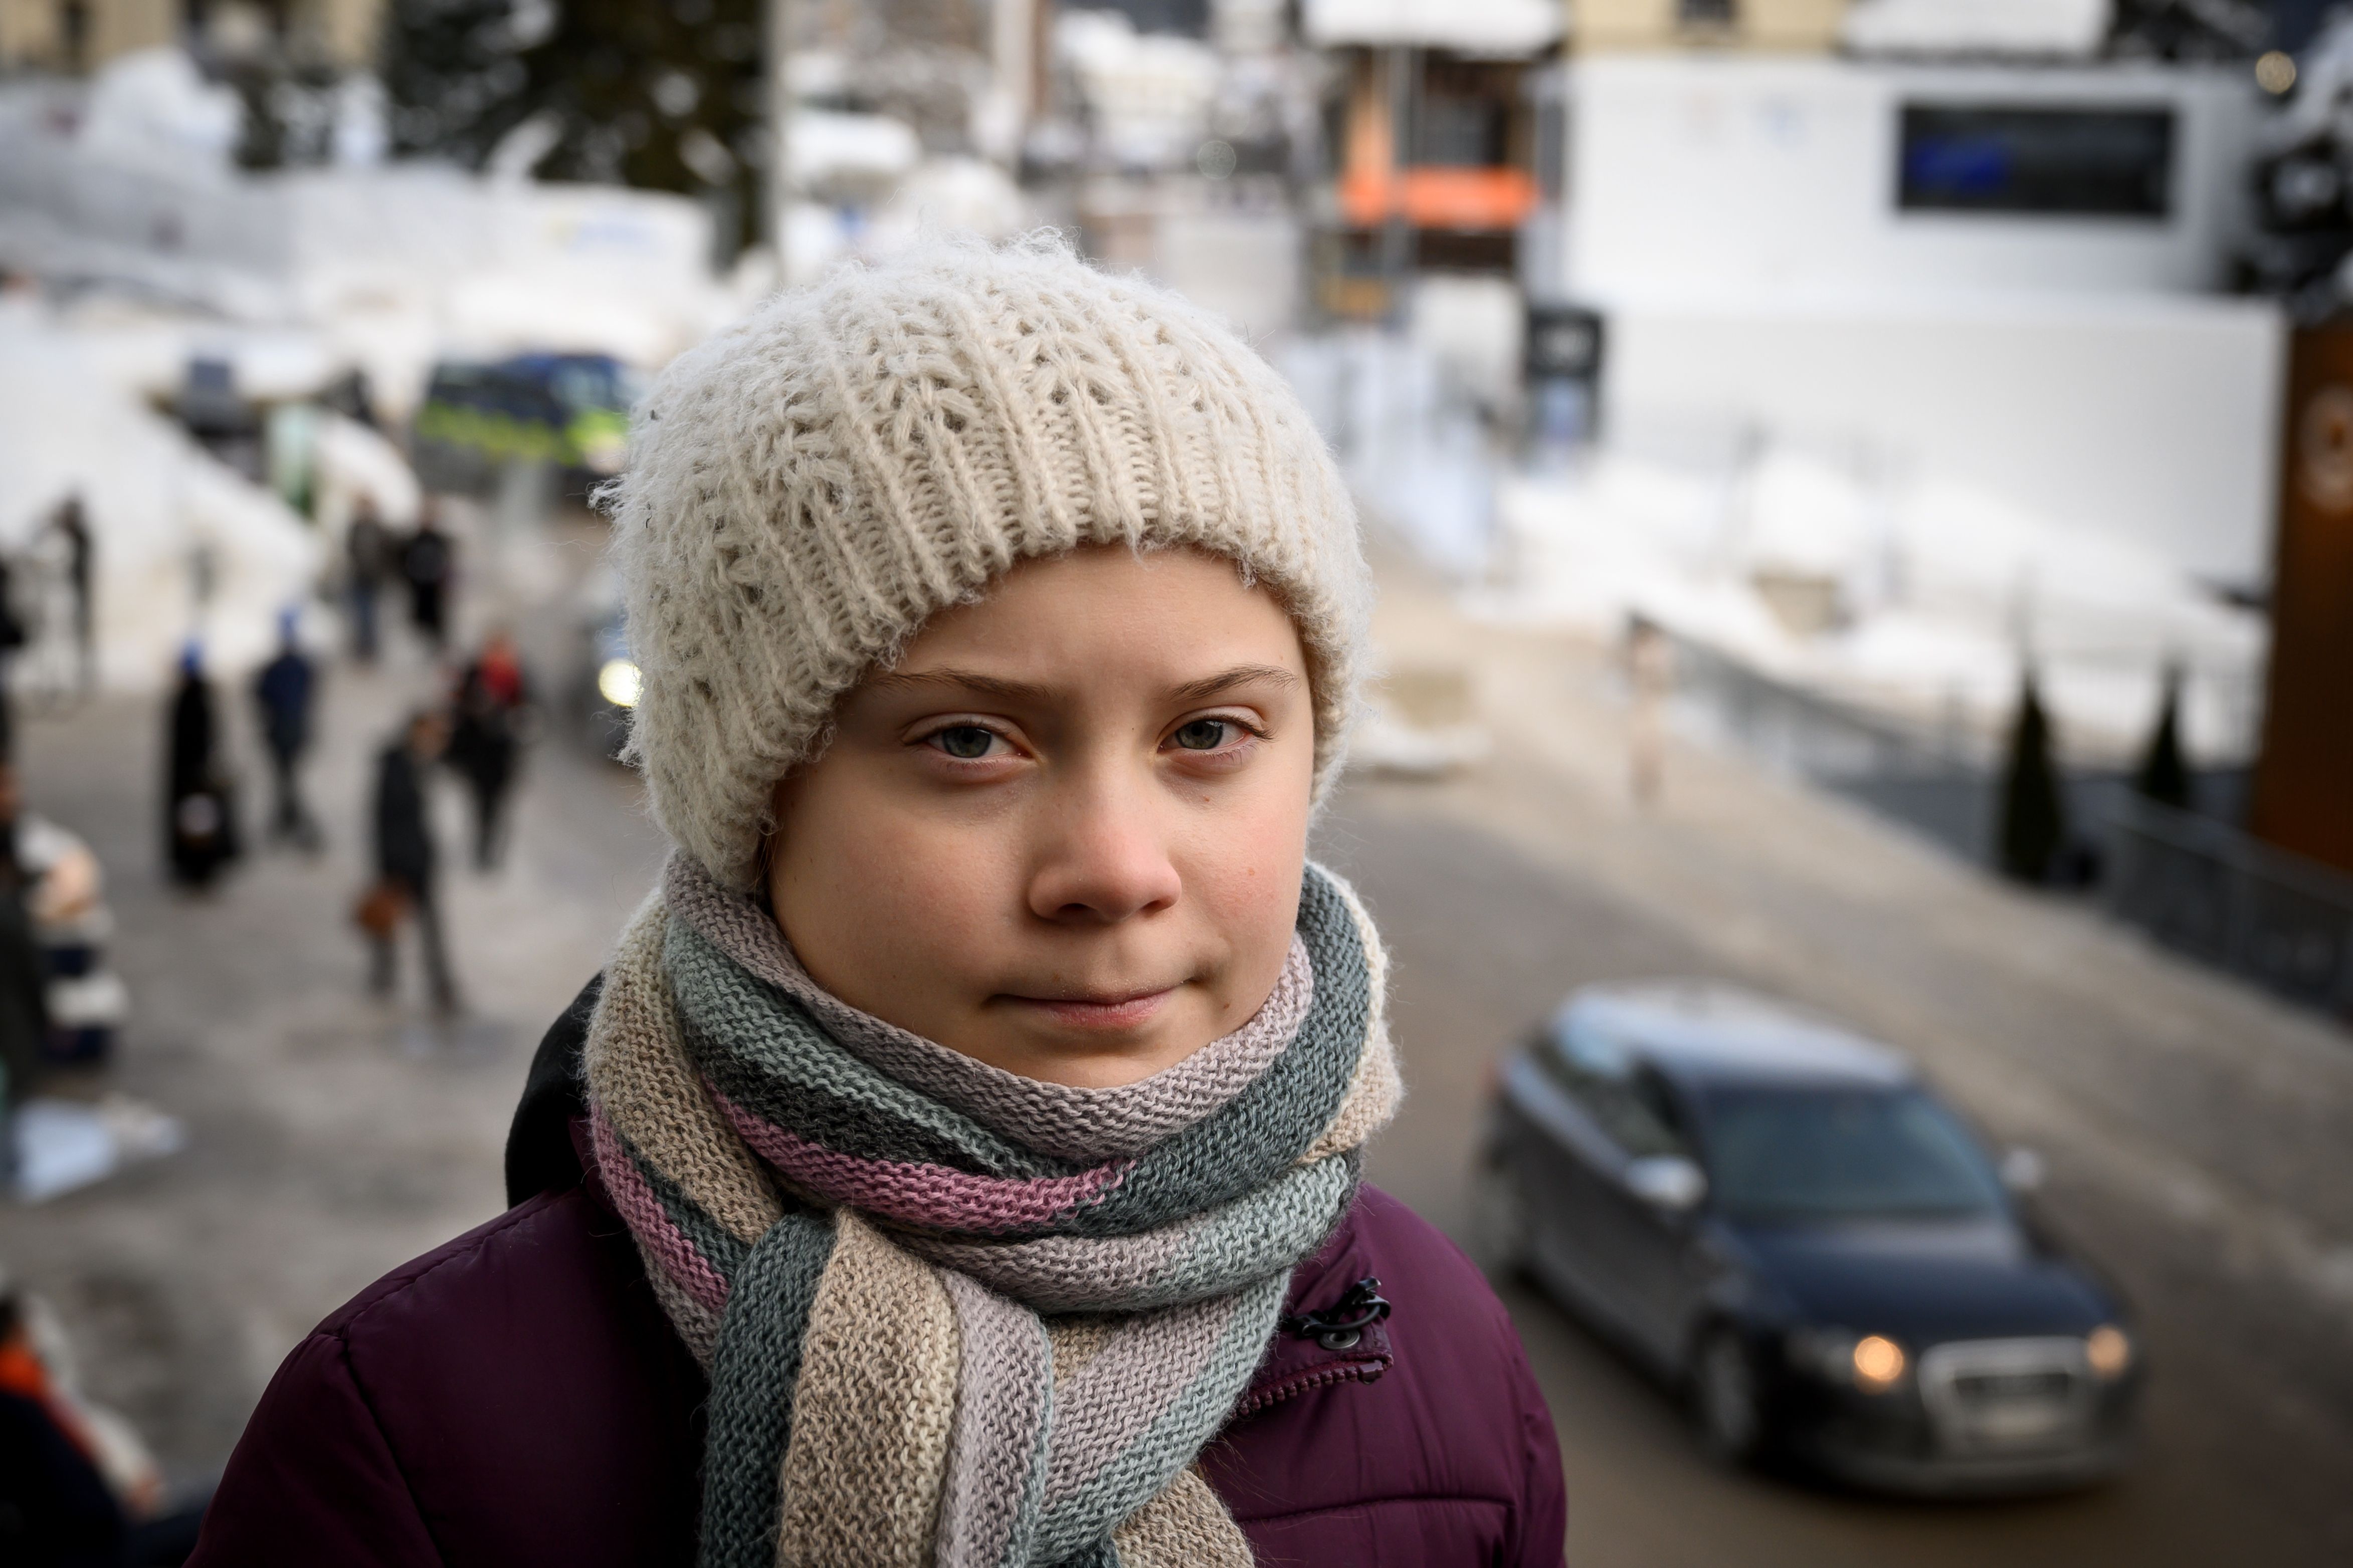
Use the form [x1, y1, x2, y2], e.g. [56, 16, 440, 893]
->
[1918, 1337, 2094, 1454]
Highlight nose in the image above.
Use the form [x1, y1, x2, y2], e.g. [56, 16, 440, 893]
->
[1026, 768, 1182, 926]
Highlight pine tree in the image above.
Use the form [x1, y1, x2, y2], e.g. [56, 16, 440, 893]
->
[381, 0, 768, 251]
[1997, 669, 2068, 885]
[2133, 662, 2194, 812]
[516, 0, 766, 250]
[380, 0, 540, 167]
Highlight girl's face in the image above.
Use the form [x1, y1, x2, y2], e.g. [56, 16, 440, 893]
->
[767, 545, 1316, 1088]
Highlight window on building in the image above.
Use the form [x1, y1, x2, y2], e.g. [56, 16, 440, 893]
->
[1898, 104, 2176, 218]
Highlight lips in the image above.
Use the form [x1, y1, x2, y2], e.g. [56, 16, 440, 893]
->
[1004, 987, 1177, 1031]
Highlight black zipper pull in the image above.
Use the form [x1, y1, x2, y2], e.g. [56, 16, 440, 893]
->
[1280, 1276, 1393, 1352]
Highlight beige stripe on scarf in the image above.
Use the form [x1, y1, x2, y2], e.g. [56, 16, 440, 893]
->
[1111, 1466, 1256, 1566]
[775, 1211, 961, 1566]
[586, 894, 783, 1252]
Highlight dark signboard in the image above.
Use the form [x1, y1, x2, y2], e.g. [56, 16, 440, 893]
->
[1898, 105, 2175, 218]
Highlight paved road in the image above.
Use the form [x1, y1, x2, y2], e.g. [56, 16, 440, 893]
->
[6, 534, 2348, 1563]
[1317, 564, 2353, 1566]
[4, 509, 668, 1470]
[1319, 788, 2325, 1566]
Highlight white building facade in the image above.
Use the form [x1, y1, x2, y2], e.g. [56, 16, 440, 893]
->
[1538, 53, 2282, 591]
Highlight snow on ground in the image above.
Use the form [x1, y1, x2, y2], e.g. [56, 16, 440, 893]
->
[0, 50, 748, 412]
[0, 304, 322, 693]
[1476, 443, 2266, 767]
[1283, 329, 2264, 770]
[0, 46, 770, 696]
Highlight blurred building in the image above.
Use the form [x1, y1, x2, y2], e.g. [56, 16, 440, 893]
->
[1576, 0, 1845, 52]
[0, 0, 381, 73]
[1304, 0, 1560, 319]
[1532, 8, 2276, 595]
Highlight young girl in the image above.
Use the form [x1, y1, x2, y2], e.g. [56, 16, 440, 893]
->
[190, 239, 1565, 1567]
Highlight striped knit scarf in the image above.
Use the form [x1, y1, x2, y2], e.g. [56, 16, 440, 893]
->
[584, 853, 1399, 1568]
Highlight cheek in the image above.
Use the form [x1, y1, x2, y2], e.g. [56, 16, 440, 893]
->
[1180, 761, 1313, 971]
[774, 776, 1012, 983]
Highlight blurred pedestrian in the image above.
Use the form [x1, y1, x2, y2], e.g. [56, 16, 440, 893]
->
[0, 1283, 210, 1566]
[162, 645, 238, 890]
[401, 504, 455, 654]
[52, 493, 93, 694]
[362, 709, 457, 1014]
[446, 628, 531, 870]
[0, 550, 26, 762]
[0, 761, 124, 1071]
[0, 770, 52, 1153]
[0, 1284, 126, 1565]
[344, 497, 391, 664]
[251, 611, 319, 850]
[1625, 614, 1673, 807]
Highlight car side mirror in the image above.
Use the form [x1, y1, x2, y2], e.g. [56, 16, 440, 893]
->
[1999, 1147, 2046, 1192]
[1624, 1155, 1707, 1213]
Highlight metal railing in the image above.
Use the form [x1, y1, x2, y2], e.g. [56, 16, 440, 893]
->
[1665, 635, 1979, 779]
[1667, 632, 2353, 1023]
[2103, 796, 2353, 1019]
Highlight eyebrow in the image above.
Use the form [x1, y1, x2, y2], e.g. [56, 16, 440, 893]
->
[868, 663, 1300, 706]
[1165, 664, 1302, 703]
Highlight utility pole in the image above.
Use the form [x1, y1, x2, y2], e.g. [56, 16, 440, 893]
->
[1381, 44, 1414, 324]
[994, 0, 1036, 140]
[765, 0, 793, 260]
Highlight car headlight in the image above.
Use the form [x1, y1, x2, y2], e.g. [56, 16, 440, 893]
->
[597, 658, 643, 709]
[1786, 1328, 1910, 1393]
[2085, 1324, 2132, 1379]
[1851, 1334, 1907, 1391]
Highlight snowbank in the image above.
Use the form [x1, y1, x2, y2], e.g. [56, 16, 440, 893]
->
[1479, 444, 2266, 767]
[1842, 0, 2112, 57]
[1056, 10, 1220, 170]
[0, 51, 738, 410]
[0, 309, 322, 693]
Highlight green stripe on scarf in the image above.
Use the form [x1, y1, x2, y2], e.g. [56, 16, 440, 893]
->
[699, 1213, 836, 1568]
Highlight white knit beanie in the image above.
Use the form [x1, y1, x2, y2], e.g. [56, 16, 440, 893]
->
[608, 234, 1371, 892]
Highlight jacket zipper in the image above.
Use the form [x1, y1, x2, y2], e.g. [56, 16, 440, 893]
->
[1230, 1357, 1389, 1420]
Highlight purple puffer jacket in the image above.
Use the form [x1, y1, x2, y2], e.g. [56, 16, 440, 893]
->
[189, 986, 1566, 1567]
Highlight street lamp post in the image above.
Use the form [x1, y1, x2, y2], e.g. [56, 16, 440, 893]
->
[765, 0, 793, 256]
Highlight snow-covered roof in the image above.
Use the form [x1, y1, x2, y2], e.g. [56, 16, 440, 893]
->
[1303, 0, 1562, 55]
[1842, 0, 2112, 58]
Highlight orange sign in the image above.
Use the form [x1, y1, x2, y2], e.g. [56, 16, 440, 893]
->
[1338, 166, 1539, 232]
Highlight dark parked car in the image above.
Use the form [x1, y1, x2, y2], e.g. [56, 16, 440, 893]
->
[1474, 980, 2141, 1496]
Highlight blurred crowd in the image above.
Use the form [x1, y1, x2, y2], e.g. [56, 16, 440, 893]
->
[4, 482, 540, 1172]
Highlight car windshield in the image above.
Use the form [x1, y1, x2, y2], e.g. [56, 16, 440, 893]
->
[1700, 1087, 2004, 1222]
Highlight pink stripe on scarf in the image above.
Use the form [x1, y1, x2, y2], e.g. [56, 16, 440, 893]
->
[712, 1087, 1131, 1233]
[590, 1110, 732, 1315]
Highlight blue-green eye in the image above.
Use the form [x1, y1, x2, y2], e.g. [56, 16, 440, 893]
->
[935, 726, 995, 759]
[1172, 719, 1231, 751]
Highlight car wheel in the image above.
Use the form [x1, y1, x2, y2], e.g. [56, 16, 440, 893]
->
[1467, 1156, 1529, 1279]
[1695, 1327, 1764, 1465]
